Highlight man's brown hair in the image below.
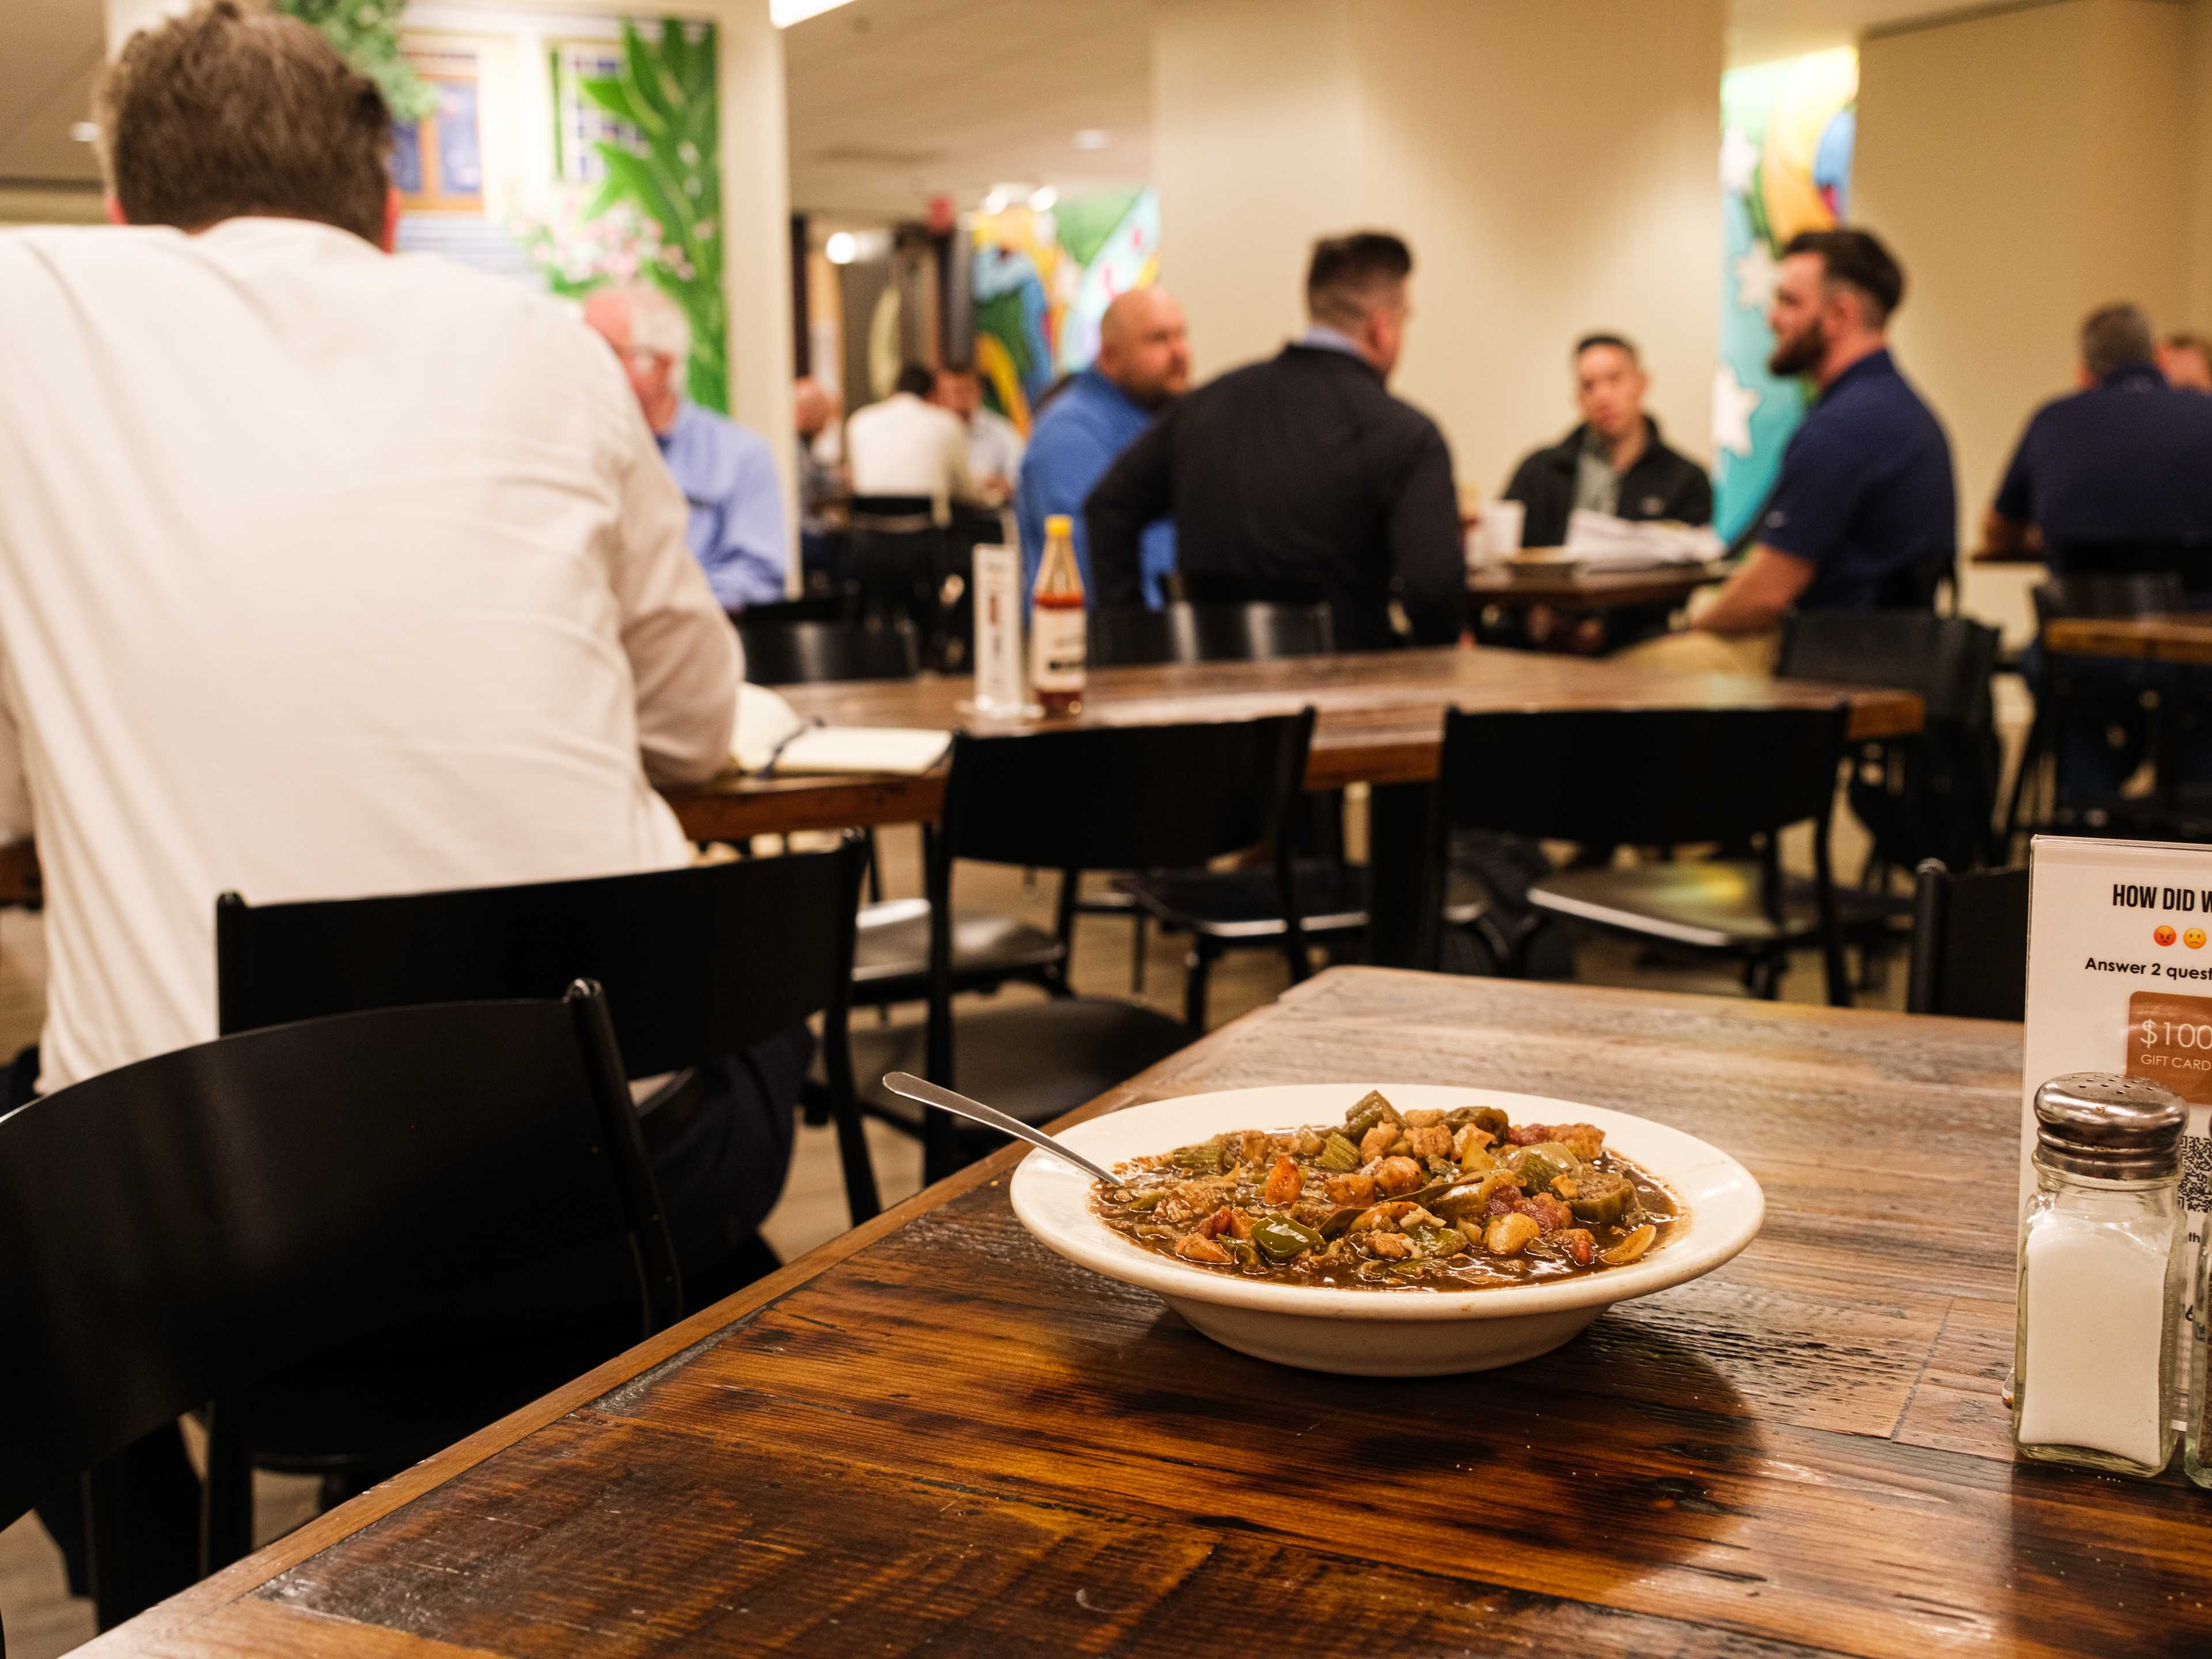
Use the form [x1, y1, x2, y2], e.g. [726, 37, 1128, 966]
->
[1306, 231, 1412, 331]
[94, 0, 392, 247]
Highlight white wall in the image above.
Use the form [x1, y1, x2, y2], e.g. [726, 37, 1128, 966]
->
[1858, 0, 2195, 640]
[1153, 0, 1725, 502]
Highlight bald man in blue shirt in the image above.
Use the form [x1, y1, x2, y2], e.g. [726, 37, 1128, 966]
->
[1016, 287, 1187, 607]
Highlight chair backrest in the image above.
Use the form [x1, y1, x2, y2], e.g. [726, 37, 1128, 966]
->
[934, 713, 1316, 874]
[1778, 611, 2001, 729]
[1090, 603, 1336, 668]
[734, 619, 921, 685]
[217, 838, 865, 1081]
[2046, 540, 2212, 599]
[1908, 860, 2028, 1020]
[2034, 571, 2188, 624]
[1434, 706, 1850, 846]
[729, 593, 853, 629]
[0, 987, 653, 1532]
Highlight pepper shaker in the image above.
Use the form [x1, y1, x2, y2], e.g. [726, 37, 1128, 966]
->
[2013, 1073, 2187, 1478]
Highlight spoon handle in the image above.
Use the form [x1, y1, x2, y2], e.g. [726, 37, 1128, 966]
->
[880, 1072, 1122, 1185]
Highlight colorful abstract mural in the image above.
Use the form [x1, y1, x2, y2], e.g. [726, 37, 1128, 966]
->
[972, 188, 1160, 432]
[1714, 48, 1857, 541]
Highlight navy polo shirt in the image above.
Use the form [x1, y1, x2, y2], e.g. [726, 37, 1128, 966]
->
[1759, 349, 1956, 611]
[1993, 362, 2212, 579]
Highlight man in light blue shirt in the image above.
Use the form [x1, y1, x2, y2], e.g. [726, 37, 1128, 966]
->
[585, 285, 789, 611]
[1016, 287, 1187, 606]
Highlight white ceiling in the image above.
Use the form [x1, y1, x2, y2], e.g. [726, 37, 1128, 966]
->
[785, 0, 1149, 221]
[0, 0, 2021, 219]
[0, 0, 104, 188]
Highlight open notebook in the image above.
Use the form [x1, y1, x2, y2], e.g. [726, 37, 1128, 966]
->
[730, 683, 953, 777]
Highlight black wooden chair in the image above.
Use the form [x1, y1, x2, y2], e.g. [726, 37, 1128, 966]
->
[851, 713, 1317, 1181]
[1907, 860, 2028, 1020]
[1429, 706, 1854, 1005]
[2005, 571, 2190, 849]
[729, 615, 1065, 1007]
[209, 843, 872, 1550]
[847, 494, 953, 666]
[0, 987, 661, 1639]
[727, 592, 855, 628]
[1775, 612, 2002, 987]
[1090, 603, 1360, 1021]
[1090, 601, 1335, 667]
[733, 618, 920, 687]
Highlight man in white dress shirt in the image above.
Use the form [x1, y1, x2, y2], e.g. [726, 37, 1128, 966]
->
[843, 362, 975, 512]
[0, 0, 802, 1607]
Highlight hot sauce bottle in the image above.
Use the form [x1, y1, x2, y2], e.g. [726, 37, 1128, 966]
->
[1030, 513, 1088, 717]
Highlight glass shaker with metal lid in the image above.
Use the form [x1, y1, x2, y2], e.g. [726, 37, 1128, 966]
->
[2013, 1072, 2187, 1478]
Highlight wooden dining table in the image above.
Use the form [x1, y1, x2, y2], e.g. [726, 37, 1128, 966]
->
[1467, 556, 1732, 613]
[2043, 612, 2212, 668]
[0, 647, 1919, 966]
[84, 967, 2201, 1659]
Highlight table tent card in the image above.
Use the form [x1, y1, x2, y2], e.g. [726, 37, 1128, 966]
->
[968, 543, 1036, 717]
[2022, 836, 2212, 1372]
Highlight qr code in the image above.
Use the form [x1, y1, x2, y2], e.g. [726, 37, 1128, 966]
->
[2182, 1133, 2212, 1213]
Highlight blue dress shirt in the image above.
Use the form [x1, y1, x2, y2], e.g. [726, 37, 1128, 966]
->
[1016, 369, 1176, 607]
[1758, 349, 1955, 611]
[656, 400, 789, 611]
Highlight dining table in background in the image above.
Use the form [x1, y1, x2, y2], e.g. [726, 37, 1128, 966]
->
[81, 966, 2201, 1659]
[1466, 554, 1733, 615]
[0, 648, 1922, 967]
[2043, 612, 2212, 668]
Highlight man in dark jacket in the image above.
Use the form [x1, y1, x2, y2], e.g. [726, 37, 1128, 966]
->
[1502, 333, 1711, 547]
[1085, 231, 1465, 650]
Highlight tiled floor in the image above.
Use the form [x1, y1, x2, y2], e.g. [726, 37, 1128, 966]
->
[0, 798, 1909, 1655]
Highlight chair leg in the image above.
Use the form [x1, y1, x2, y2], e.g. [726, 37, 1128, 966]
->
[2001, 706, 2048, 854]
[199, 1398, 254, 1576]
[1184, 940, 1213, 1032]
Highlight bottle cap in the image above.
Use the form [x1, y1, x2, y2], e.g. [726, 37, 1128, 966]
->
[1045, 514, 1073, 535]
[2032, 1072, 2186, 1180]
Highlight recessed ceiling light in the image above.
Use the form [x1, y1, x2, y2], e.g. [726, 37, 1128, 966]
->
[771, 0, 854, 25]
[69, 121, 99, 143]
[1028, 186, 1056, 212]
[1073, 129, 1109, 151]
[981, 188, 1010, 215]
[824, 230, 857, 264]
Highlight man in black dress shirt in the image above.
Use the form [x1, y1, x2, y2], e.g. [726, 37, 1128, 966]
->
[1085, 231, 1465, 650]
[1503, 332, 1712, 547]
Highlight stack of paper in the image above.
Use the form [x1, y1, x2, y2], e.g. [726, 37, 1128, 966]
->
[1557, 509, 1724, 569]
[729, 683, 952, 777]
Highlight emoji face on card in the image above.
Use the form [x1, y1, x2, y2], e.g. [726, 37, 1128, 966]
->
[2156, 926, 2179, 946]
[2190, 929, 2208, 949]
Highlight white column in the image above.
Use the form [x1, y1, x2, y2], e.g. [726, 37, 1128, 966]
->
[711, 0, 796, 571]
[1153, 0, 1725, 505]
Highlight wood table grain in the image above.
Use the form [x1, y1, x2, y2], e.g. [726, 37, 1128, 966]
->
[2043, 613, 2212, 668]
[86, 967, 2203, 1659]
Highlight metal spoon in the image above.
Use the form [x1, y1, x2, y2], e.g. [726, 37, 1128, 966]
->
[881, 1072, 1123, 1186]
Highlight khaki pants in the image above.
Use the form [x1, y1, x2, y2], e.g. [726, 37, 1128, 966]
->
[1615, 627, 1781, 676]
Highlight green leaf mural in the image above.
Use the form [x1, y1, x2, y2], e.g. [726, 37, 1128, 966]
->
[580, 20, 727, 413]
[275, 0, 437, 123]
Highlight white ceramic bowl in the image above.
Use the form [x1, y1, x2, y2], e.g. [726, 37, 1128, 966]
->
[1009, 1082, 1764, 1376]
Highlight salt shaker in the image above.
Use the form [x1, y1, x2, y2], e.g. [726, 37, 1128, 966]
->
[2187, 1220, 2212, 1490]
[2014, 1073, 2186, 1478]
